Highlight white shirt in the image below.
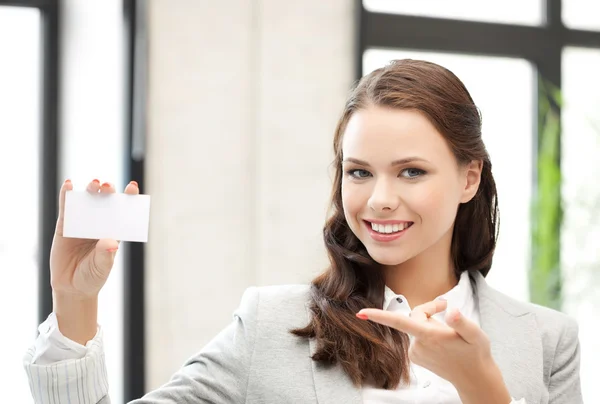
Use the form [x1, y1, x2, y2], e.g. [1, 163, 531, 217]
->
[25, 314, 108, 404]
[26, 271, 525, 403]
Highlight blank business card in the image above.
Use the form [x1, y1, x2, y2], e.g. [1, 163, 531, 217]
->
[63, 190, 151, 242]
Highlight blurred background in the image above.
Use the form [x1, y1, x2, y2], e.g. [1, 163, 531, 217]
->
[1, 0, 599, 402]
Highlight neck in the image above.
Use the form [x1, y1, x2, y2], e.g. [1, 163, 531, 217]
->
[382, 228, 458, 308]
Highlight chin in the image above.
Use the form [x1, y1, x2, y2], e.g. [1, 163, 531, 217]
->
[365, 246, 411, 266]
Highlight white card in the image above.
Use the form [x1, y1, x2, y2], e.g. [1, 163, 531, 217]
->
[63, 191, 151, 242]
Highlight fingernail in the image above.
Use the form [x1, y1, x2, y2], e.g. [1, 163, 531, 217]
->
[356, 313, 368, 320]
[65, 179, 71, 183]
[93, 179, 100, 184]
[129, 181, 138, 187]
[107, 247, 118, 253]
[101, 182, 110, 187]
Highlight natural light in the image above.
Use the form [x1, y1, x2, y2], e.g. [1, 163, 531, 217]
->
[0, 6, 42, 402]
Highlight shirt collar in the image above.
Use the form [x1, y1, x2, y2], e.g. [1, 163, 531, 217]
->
[383, 270, 473, 311]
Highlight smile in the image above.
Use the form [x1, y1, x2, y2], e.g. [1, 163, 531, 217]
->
[363, 220, 413, 242]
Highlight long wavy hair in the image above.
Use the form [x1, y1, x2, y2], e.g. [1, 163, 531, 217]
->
[291, 59, 499, 389]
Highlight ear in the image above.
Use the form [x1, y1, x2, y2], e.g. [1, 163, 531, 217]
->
[460, 160, 483, 203]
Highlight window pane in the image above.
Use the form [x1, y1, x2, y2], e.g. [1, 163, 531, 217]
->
[0, 6, 41, 401]
[364, 49, 534, 302]
[363, 0, 543, 26]
[563, 0, 600, 31]
[562, 46, 600, 402]
[59, 1, 127, 401]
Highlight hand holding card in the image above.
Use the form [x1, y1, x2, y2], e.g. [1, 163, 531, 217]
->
[50, 179, 145, 344]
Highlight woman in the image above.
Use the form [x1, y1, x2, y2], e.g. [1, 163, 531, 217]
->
[24, 59, 582, 403]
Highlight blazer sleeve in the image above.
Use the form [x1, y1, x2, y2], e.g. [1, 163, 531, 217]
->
[548, 318, 583, 404]
[130, 286, 260, 403]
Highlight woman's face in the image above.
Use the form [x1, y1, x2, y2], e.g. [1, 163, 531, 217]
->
[341, 106, 481, 267]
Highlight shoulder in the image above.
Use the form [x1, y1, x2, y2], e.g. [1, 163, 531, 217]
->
[514, 297, 579, 359]
[234, 284, 312, 330]
[527, 302, 579, 335]
[239, 284, 311, 310]
[485, 284, 577, 334]
[519, 298, 579, 352]
[256, 283, 312, 306]
[474, 273, 579, 350]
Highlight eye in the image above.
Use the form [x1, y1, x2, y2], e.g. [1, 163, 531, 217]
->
[400, 168, 426, 179]
[346, 169, 372, 179]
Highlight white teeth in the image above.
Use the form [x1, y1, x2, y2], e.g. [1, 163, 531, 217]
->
[370, 222, 411, 234]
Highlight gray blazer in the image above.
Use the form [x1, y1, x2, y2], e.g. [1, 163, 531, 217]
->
[120, 271, 582, 403]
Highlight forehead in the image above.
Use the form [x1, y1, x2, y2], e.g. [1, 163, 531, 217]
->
[341, 106, 451, 161]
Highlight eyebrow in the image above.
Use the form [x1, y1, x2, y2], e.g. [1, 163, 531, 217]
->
[342, 157, 429, 167]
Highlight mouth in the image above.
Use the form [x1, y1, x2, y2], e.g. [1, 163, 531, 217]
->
[363, 220, 414, 242]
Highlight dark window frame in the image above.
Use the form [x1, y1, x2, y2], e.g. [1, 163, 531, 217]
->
[356, 0, 600, 84]
[124, 0, 146, 399]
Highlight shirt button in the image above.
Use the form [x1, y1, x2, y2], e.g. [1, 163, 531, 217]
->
[396, 297, 403, 303]
[422, 380, 431, 388]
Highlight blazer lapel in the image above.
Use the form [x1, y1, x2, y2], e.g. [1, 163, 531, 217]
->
[471, 271, 544, 403]
[304, 303, 362, 404]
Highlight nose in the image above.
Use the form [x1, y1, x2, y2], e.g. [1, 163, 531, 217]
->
[368, 177, 400, 212]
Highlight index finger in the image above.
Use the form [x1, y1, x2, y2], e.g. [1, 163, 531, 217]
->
[357, 308, 426, 337]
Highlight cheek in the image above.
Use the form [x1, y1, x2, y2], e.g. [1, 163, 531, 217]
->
[341, 182, 355, 214]
[413, 182, 460, 226]
[341, 181, 366, 223]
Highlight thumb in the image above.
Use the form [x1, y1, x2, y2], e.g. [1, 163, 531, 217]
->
[445, 308, 481, 344]
[92, 238, 119, 275]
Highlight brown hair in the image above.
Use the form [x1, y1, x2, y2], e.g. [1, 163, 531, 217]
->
[291, 59, 499, 389]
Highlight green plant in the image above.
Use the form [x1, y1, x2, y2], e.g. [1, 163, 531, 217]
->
[530, 78, 563, 310]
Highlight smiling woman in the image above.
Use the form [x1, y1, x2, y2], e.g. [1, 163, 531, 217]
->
[292, 60, 500, 395]
[23, 59, 581, 404]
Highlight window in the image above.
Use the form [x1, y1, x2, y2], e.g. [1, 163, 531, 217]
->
[0, 0, 135, 401]
[561, 46, 600, 401]
[0, 5, 42, 401]
[563, 0, 600, 30]
[59, 1, 128, 401]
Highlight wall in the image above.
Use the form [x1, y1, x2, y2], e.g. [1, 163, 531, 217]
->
[144, 0, 355, 389]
